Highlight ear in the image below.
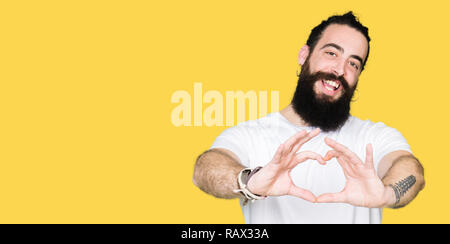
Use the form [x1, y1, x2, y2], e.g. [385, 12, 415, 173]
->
[298, 45, 310, 66]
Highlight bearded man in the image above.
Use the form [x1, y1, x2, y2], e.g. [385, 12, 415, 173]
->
[192, 11, 425, 224]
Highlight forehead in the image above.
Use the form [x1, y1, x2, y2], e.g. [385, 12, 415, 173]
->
[314, 24, 368, 61]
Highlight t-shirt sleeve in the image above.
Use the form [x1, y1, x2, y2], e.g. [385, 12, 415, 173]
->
[210, 125, 251, 167]
[369, 122, 412, 169]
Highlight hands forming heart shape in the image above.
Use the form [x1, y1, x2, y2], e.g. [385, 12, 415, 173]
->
[246, 128, 392, 208]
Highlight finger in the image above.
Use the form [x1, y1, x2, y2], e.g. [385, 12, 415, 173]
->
[365, 143, 374, 169]
[325, 149, 358, 177]
[316, 192, 346, 203]
[288, 130, 310, 154]
[324, 150, 353, 174]
[270, 143, 285, 165]
[288, 185, 317, 203]
[323, 150, 340, 161]
[335, 155, 355, 178]
[294, 151, 326, 165]
[324, 137, 361, 164]
[284, 130, 308, 154]
[291, 128, 321, 154]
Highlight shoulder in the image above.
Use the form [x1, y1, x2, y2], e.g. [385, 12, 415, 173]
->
[339, 116, 411, 172]
[339, 116, 409, 150]
[342, 116, 398, 135]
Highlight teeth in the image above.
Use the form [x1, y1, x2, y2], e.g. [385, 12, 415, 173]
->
[324, 80, 339, 89]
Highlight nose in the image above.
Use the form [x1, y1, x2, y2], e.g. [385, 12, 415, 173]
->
[331, 59, 345, 77]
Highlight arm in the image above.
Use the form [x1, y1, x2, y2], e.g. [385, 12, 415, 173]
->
[193, 129, 325, 202]
[379, 151, 425, 208]
[193, 148, 245, 199]
[316, 138, 425, 208]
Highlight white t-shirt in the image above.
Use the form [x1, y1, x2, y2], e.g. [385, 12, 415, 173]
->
[210, 112, 411, 224]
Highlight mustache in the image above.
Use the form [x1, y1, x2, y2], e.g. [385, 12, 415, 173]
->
[302, 71, 350, 91]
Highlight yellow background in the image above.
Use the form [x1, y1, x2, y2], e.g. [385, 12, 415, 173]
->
[0, 0, 448, 223]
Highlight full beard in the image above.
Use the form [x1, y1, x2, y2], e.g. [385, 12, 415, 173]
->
[291, 61, 357, 132]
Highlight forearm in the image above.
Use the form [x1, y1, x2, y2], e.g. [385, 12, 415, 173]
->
[381, 155, 425, 208]
[193, 149, 244, 199]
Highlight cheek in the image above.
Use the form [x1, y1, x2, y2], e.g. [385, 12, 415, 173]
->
[350, 77, 359, 89]
[344, 72, 359, 88]
[309, 60, 330, 73]
[306, 55, 330, 72]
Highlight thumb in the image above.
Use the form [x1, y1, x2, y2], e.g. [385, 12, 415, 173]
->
[288, 185, 317, 203]
[365, 143, 374, 169]
[316, 192, 346, 203]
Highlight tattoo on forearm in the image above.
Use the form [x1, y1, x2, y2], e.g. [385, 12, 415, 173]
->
[390, 175, 416, 206]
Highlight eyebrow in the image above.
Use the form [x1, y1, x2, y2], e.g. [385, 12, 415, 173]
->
[320, 43, 364, 66]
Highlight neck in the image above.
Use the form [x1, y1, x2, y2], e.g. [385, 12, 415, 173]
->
[279, 104, 310, 127]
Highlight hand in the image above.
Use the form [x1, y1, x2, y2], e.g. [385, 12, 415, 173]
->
[316, 137, 393, 208]
[247, 128, 325, 202]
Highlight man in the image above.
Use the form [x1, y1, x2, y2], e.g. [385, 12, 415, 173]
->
[192, 12, 425, 224]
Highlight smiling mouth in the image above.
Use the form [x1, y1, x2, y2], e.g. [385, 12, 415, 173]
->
[318, 79, 342, 97]
[322, 79, 340, 91]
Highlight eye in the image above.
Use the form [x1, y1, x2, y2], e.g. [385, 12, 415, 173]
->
[325, 51, 337, 57]
[349, 61, 360, 70]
